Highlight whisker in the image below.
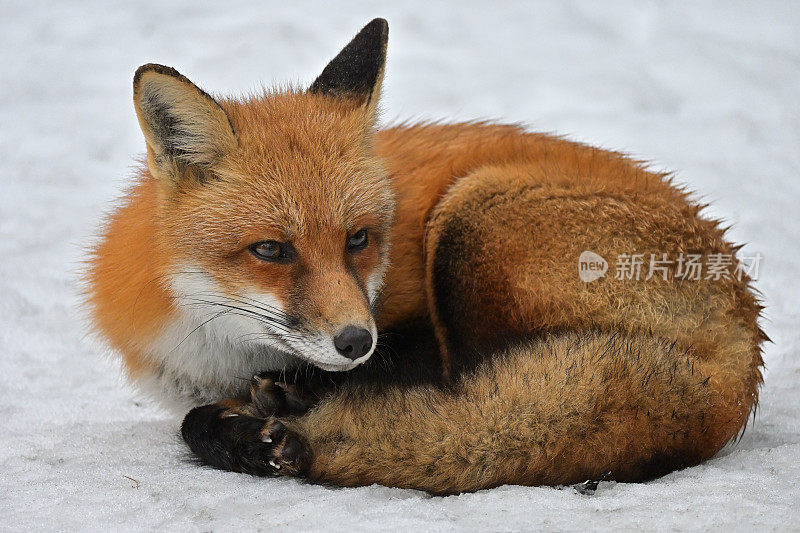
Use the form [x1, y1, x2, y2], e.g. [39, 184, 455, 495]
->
[167, 309, 232, 353]
[192, 292, 298, 327]
[182, 298, 298, 334]
[235, 332, 307, 343]
[191, 297, 295, 330]
[230, 293, 297, 321]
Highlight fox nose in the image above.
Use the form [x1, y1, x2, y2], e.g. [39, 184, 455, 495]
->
[333, 326, 373, 360]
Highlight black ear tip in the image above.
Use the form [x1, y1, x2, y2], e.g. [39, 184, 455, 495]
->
[133, 63, 183, 89]
[309, 18, 390, 99]
[364, 17, 389, 37]
[360, 18, 388, 47]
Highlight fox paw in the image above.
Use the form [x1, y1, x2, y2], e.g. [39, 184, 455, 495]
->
[247, 372, 311, 417]
[182, 405, 311, 477]
[257, 417, 311, 474]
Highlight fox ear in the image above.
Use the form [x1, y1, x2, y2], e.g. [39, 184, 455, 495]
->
[133, 64, 236, 184]
[309, 18, 388, 119]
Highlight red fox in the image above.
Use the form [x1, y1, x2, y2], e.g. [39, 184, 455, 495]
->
[85, 19, 765, 494]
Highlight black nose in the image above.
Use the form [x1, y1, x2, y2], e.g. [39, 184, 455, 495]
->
[333, 326, 373, 360]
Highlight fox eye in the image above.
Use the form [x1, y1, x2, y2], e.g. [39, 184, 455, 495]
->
[249, 241, 290, 262]
[347, 229, 369, 253]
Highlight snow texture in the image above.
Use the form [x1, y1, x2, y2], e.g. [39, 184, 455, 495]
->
[1, 1, 799, 531]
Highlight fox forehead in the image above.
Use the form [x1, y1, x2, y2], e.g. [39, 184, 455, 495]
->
[167, 91, 394, 248]
[220, 90, 373, 169]
[199, 182, 392, 249]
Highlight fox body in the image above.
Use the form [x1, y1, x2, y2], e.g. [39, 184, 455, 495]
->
[85, 19, 765, 494]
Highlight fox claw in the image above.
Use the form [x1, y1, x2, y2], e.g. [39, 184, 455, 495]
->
[248, 373, 311, 417]
[182, 405, 311, 478]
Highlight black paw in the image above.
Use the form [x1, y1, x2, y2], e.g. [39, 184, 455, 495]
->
[247, 372, 312, 417]
[181, 405, 311, 477]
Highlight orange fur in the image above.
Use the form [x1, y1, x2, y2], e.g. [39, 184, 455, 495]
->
[86, 19, 764, 492]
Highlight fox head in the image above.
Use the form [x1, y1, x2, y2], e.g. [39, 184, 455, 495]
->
[132, 19, 393, 371]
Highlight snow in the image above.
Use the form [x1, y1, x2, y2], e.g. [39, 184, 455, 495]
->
[1, 1, 799, 530]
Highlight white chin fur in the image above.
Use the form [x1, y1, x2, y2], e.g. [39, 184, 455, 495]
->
[136, 267, 298, 412]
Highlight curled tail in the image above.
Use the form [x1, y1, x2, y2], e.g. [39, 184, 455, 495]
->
[295, 330, 759, 494]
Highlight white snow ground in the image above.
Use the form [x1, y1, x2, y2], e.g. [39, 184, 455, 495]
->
[1, 1, 799, 531]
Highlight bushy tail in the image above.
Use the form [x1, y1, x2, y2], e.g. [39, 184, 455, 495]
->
[294, 330, 758, 494]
